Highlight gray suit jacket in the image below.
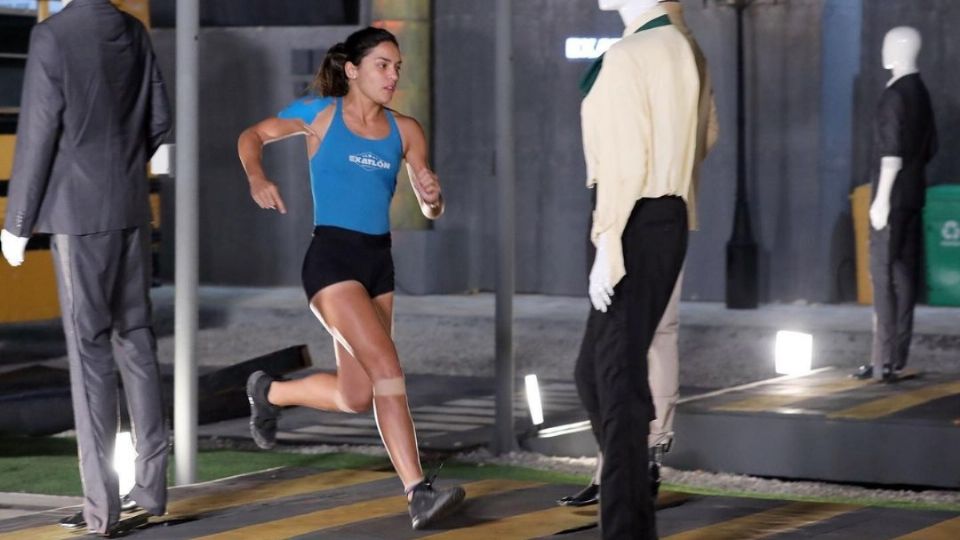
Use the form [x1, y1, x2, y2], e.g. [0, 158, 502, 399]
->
[4, 0, 171, 236]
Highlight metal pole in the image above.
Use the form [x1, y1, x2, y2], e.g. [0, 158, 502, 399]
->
[174, 0, 198, 485]
[725, 0, 758, 309]
[493, 0, 516, 454]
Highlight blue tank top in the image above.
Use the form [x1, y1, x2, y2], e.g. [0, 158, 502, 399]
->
[278, 96, 403, 234]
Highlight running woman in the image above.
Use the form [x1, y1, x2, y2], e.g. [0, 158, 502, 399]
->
[236, 27, 464, 530]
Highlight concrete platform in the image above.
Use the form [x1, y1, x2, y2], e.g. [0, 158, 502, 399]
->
[667, 367, 960, 489]
[0, 466, 956, 539]
[528, 367, 960, 489]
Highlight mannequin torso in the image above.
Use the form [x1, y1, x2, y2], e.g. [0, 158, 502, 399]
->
[870, 26, 926, 230]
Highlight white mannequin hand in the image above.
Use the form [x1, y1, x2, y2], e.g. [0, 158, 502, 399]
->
[588, 233, 616, 312]
[869, 198, 890, 231]
[1, 229, 29, 267]
[870, 156, 901, 231]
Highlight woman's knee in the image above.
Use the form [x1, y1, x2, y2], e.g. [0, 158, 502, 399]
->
[358, 350, 403, 380]
[335, 387, 373, 413]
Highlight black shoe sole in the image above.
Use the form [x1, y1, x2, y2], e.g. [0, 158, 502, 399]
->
[557, 484, 599, 507]
[246, 372, 278, 450]
[58, 509, 86, 529]
[411, 488, 466, 530]
[557, 497, 599, 507]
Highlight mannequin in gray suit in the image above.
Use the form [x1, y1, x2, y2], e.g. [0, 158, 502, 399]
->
[0, 0, 170, 534]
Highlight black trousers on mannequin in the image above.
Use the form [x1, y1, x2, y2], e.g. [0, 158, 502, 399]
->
[870, 209, 922, 375]
[575, 196, 687, 540]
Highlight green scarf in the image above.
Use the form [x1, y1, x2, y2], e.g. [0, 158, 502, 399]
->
[579, 14, 672, 96]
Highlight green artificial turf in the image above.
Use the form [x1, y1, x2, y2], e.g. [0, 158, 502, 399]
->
[2, 436, 958, 514]
[0, 437, 589, 497]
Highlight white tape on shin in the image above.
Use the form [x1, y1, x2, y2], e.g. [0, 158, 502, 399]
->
[373, 377, 406, 397]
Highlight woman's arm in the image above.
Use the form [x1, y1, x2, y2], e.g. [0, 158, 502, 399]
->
[397, 115, 444, 219]
[237, 117, 316, 214]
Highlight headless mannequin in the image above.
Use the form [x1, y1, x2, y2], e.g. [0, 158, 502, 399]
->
[0, 0, 72, 267]
[565, 0, 703, 509]
[572, 0, 695, 537]
[589, 0, 659, 311]
[869, 27, 919, 231]
[855, 25, 937, 381]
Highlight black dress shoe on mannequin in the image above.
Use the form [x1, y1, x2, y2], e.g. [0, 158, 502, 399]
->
[58, 511, 86, 529]
[58, 496, 140, 529]
[853, 364, 897, 381]
[650, 460, 661, 498]
[852, 364, 874, 379]
[557, 482, 599, 507]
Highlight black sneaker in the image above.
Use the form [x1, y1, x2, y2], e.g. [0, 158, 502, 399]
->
[246, 370, 280, 449]
[408, 478, 466, 530]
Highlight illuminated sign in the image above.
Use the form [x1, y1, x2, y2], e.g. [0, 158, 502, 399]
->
[0, 1, 65, 13]
[565, 37, 620, 60]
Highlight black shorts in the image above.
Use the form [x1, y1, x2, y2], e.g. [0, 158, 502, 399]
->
[301, 225, 394, 301]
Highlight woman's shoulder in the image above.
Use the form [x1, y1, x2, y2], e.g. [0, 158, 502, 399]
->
[388, 109, 423, 133]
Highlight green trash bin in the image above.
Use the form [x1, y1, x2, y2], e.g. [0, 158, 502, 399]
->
[924, 184, 960, 306]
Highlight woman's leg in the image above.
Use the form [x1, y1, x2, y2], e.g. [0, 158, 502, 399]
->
[305, 281, 423, 490]
[368, 292, 425, 491]
[265, 288, 394, 413]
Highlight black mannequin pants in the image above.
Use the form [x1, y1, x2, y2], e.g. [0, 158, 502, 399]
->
[870, 209, 922, 375]
[575, 196, 687, 540]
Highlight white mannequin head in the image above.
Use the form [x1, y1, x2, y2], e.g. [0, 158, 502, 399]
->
[882, 26, 920, 78]
[599, 0, 659, 26]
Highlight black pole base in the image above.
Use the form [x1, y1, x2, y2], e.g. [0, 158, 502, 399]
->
[726, 241, 758, 309]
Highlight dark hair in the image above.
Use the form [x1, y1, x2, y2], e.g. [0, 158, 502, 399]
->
[312, 27, 399, 97]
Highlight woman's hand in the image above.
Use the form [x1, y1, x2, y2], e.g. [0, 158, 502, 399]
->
[413, 167, 441, 206]
[406, 164, 444, 219]
[249, 176, 287, 214]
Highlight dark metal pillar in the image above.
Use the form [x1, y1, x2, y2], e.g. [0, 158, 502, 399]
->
[493, 0, 516, 454]
[725, 0, 758, 309]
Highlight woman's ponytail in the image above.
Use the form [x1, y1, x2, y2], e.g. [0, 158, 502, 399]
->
[314, 42, 349, 97]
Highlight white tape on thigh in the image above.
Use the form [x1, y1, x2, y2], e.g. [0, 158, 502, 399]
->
[333, 391, 358, 414]
[373, 377, 406, 397]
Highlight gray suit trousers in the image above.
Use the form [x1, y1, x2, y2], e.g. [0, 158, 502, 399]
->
[869, 210, 922, 375]
[50, 226, 168, 533]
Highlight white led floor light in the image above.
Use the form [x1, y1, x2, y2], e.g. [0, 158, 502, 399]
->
[524, 374, 545, 426]
[114, 431, 136, 496]
[774, 330, 813, 375]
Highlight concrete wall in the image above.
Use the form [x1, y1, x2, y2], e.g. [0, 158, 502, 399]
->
[434, 0, 835, 300]
[150, 0, 957, 301]
[433, 0, 619, 295]
[152, 27, 360, 285]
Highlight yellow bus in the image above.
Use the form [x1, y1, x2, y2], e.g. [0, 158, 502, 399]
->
[0, 0, 156, 323]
